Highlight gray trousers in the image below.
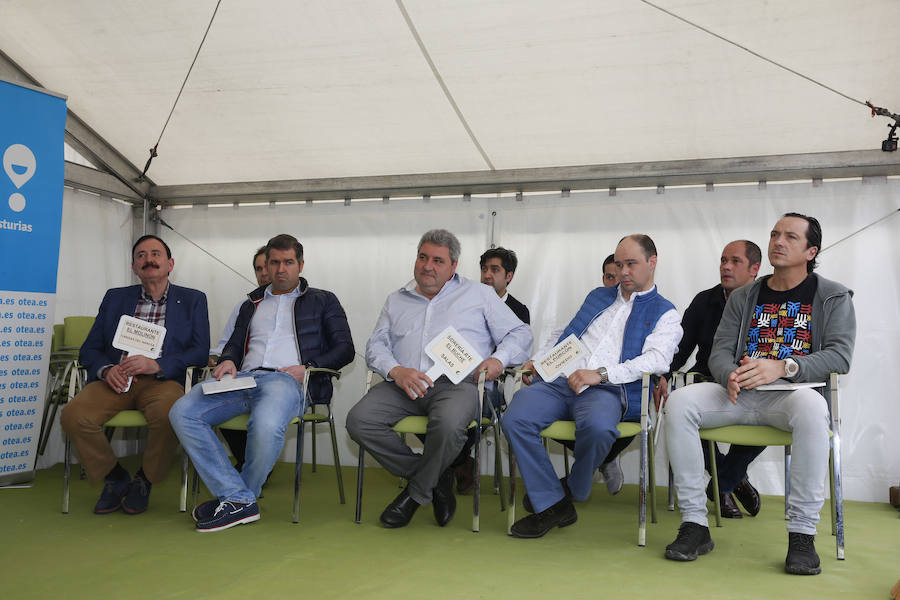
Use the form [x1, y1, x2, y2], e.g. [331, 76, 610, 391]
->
[346, 378, 479, 505]
[665, 381, 829, 535]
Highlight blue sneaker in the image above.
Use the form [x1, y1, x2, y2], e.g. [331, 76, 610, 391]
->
[196, 501, 260, 532]
[191, 499, 219, 523]
[94, 475, 131, 514]
[121, 471, 152, 514]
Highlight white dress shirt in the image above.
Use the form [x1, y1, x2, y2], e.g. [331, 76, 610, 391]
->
[241, 284, 303, 371]
[536, 286, 682, 384]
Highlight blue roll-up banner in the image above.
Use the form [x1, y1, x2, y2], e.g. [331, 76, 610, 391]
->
[0, 78, 67, 486]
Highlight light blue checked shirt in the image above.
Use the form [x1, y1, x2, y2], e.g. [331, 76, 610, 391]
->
[366, 274, 532, 379]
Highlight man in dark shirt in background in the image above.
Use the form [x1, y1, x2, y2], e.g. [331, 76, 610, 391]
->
[655, 240, 763, 518]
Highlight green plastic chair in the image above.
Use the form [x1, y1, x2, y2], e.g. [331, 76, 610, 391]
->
[354, 370, 496, 532]
[188, 367, 342, 524]
[506, 372, 656, 546]
[61, 316, 95, 351]
[50, 323, 64, 352]
[61, 365, 195, 514]
[37, 320, 93, 456]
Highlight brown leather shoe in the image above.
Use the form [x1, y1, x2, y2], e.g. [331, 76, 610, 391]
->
[733, 478, 761, 516]
[719, 492, 742, 519]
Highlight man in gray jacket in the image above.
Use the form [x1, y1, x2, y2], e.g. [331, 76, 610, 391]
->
[663, 213, 855, 575]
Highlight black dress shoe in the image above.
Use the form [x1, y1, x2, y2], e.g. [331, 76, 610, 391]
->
[523, 477, 572, 514]
[432, 468, 457, 527]
[733, 478, 761, 516]
[510, 497, 577, 538]
[719, 492, 743, 518]
[454, 456, 475, 495]
[380, 488, 421, 528]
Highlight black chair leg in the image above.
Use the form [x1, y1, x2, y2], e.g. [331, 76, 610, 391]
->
[354, 447, 365, 524]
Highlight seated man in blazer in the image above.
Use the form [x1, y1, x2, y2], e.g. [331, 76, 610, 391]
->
[62, 234, 209, 515]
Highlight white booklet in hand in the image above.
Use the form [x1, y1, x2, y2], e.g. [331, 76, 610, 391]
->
[112, 315, 166, 393]
[757, 381, 825, 391]
[201, 374, 257, 395]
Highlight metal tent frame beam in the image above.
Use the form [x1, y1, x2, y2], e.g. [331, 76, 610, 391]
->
[152, 150, 900, 206]
[1, 49, 151, 202]
[63, 162, 142, 201]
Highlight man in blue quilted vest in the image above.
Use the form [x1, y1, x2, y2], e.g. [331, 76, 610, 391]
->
[503, 234, 682, 538]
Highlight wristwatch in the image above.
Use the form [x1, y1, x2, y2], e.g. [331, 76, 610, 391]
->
[784, 358, 799, 379]
[595, 367, 609, 384]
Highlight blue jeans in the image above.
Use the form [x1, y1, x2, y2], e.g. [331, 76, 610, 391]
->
[170, 370, 304, 505]
[502, 377, 624, 512]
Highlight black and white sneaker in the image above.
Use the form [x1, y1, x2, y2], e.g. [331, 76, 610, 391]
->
[195, 501, 260, 532]
[665, 522, 715, 561]
[785, 532, 821, 575]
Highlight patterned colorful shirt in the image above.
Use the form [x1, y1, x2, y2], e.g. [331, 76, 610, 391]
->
[744, 276, 817, 360]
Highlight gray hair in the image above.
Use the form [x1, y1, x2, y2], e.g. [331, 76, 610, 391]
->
[418, 229, 461, 263]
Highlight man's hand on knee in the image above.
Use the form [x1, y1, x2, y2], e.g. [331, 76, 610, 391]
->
[103, 364, 129, 394]
[474, 357, 503, 382]
[521, 360, 535, 386]
[389, 366, 433, 400]
[278, 364, 307, 384]
[734, 357, 785, 391]
[213, 360, 237, 380]
[567, 369, 602, 394]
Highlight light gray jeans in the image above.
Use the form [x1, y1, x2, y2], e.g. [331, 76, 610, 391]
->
[665, 381, 830, 535]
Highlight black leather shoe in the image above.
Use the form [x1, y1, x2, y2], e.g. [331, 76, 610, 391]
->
[523, 477, 572, 514]
[454, 456, 475, 495]
[433, 468, 457, 527]
[379, 489, 421, 528]
[510, 497, 577, 538]
[733, 478, 761, 516]
[719, 492, 743, 518]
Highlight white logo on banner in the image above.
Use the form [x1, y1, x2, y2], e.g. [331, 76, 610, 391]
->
[3, 144, 36, 213]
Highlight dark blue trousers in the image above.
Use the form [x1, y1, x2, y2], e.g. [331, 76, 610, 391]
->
[502, 377, 624, 512]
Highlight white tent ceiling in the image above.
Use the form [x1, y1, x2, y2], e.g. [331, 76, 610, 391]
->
[1, 0, 899, 191]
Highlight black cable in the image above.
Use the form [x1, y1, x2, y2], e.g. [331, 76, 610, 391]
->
[638, 0, 868, 108]
[158, 218, 255, 286]
[819, 207, 900, 255]
[138, 0, 223, 182]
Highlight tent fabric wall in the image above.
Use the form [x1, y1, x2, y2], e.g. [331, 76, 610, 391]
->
[38, 187, 135, 469]
[158, 177, 899, 503]
[54, 187, 134, 324]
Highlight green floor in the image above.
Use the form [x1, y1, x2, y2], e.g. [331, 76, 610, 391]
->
[2, 460, 897, 599]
